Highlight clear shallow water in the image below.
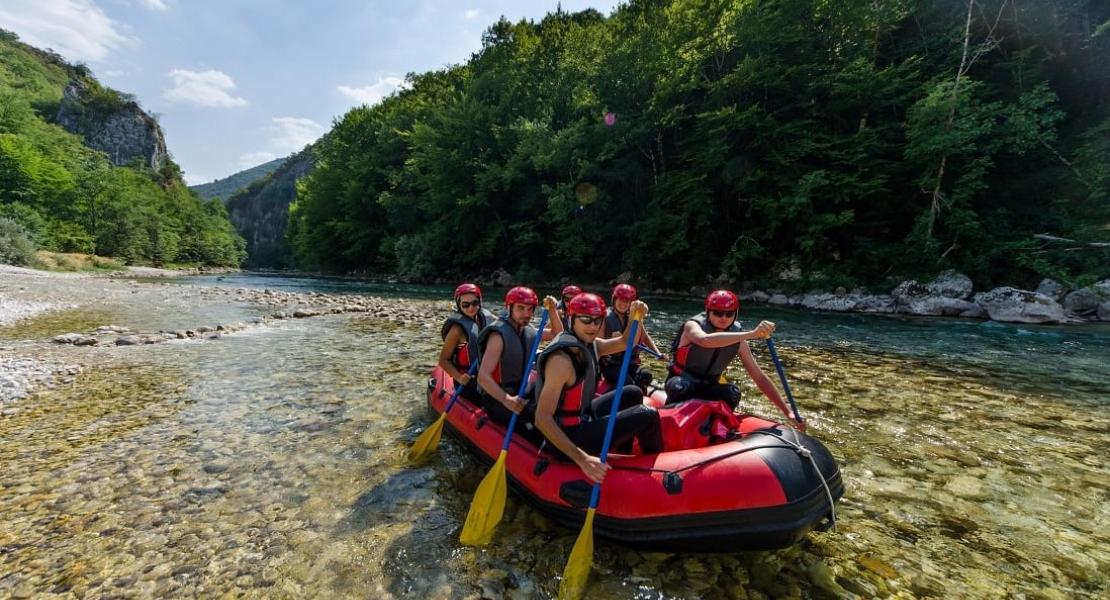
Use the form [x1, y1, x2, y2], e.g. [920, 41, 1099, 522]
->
[1, 273, 1107, 598]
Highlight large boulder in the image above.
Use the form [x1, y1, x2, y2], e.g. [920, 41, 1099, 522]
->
[490, 269, 513, 287]
[904, 297, 985, 318]
[798, 293, 857, 312]
[973, 287, 1065, 324]
[891, 280, 929, 305]
[1034, 278, 1068, 301]
[854, 295, 896, 313]
[611, 271, 634, 284]
[1098, 302, 1110, 321]
[926, 270, 974, 300]
[1063, 288, 1103, 315]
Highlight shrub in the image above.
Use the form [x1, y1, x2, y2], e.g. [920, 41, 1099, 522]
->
[0, 216, 36, 265]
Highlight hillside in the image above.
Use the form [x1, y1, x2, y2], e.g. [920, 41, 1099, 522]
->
[226, 145, 316, 268]
[190, 156, 287, 201]
[0, 29, 244, 267]
[290, 1, 1110, 289]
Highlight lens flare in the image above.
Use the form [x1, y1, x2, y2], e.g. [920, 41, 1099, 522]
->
[604, 112, 617, 126]
[575, 182, 597, 205]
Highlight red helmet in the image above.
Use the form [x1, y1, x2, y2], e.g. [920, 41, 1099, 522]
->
[611, 283, 637, 302]
[705, 290, 740, 312]
[566, 293, 606, 317]
[504, 286, 539, 307]
[454, 283, 481, 300]
[561, 284, 583, 298]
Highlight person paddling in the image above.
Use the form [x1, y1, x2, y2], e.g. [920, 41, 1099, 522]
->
[437, 283, 496, 402]
[532, 293, 662, 484]
[476, 286, 562, 425]
[555, 284, 584, 330]
[666, 290, 801, 429]
[599, 284, 662, 392]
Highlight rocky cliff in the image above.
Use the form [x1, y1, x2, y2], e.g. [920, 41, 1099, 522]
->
[225, 145, 316, 268]
[55, 79, 167, 172]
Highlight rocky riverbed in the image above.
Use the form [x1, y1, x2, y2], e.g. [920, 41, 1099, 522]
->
[0, 265, 437, 406]
[1, 267, 1106, 599]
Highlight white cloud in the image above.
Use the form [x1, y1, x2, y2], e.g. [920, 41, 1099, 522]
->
[183, 172, 211, 186]
[271, 117, 322, 151]
[136, 0, 168, 11]
[463, 9, 481, 20]
[239, 151, 277, 169]
[0, 0, 130, 62]
[163, 69, 247, 108]
[336, 76, 406, 106]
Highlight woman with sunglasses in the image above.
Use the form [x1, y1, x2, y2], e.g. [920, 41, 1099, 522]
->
[532, 293, 662, 484]
[600, 283, 662, 392]
[438, 283, 497, 401]
[665, 290, 797, 428]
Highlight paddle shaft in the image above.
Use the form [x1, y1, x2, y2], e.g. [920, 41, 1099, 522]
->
[635, 343, 662, 359]
[442, 358, 481, 416]
[766, 339, 804, 424]
[587, 318, 640, 508]
[498, 309, 549, 452]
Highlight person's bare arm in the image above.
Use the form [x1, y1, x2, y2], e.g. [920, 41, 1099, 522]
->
[597, 301, 648, 356]
[437, 325, 469, 383]
[737, 342, 805, 431]
[685, 320, 775, 348]
[476, 333, 527, 414]
[541, 295, 563, 340]
[532, 354, 610, 484]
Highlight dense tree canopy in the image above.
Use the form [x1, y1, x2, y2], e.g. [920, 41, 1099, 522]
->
[291, 0, 1109, 289]
[0, 30, 245, 267]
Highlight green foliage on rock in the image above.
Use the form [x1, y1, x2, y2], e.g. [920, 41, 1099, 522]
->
[0, 29, 245, 268]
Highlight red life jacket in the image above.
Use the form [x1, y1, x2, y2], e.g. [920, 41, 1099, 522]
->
[441, 309, 494, 372]
[536, 332, 598, 428]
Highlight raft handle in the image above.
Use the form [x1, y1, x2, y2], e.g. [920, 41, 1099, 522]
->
[662, 471, 683, 495]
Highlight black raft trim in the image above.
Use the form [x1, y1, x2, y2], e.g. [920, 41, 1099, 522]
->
[438, 413, 844, 553]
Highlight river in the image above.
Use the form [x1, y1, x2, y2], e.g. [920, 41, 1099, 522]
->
[1, 273, 1106, 598]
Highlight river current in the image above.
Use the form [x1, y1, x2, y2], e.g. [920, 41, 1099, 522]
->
[1, 273, 1107, 599]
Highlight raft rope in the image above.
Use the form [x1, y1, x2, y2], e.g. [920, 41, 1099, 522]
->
[779, 427, 837, 530]
[612, 428, 838, 529]
[435, 375, 838, 528]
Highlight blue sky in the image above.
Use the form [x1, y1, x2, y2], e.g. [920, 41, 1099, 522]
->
[0, 0, 620, 184]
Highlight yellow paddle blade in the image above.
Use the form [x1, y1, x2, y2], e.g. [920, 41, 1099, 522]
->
[459, 450, 508, 545]
[408, 413, 446, 464]
[558, 508, 596, 600]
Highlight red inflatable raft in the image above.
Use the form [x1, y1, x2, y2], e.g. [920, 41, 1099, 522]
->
[426, 366, 843, 551]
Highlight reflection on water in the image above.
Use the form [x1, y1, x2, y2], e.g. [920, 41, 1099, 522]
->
[0, 277, 1107, 598]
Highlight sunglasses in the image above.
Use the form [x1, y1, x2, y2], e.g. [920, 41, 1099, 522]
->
[710, 310, 736, 319]
[574, 315, 604, 326]
[458, 300, 481, 309]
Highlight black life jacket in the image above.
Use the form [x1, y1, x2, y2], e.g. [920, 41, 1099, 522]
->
[555, 300, 571, 331]
[536, 332, 598, 428]
[599, 307, 641, 368]
[440, 308, 495, 372]
[668, 313, 742, 381]
[477, 317, 537, 395]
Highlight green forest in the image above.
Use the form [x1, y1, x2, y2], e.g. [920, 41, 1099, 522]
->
[0, 30, 245, 268]
[290, 0, 1109, 290]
